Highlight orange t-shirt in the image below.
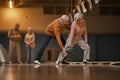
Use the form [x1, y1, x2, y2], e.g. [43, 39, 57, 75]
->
[45, 18, 70, 49]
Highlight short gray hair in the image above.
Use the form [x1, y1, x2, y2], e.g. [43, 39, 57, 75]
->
[74, 12, 83, 20]
[61, 15, 69, 22]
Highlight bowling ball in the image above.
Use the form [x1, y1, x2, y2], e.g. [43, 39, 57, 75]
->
[65, 46, 73, 55]
[17, 34, 22, 41]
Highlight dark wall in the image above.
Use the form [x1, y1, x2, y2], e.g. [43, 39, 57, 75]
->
[96, 35, 120, 61]
[0, 33, 120, 62]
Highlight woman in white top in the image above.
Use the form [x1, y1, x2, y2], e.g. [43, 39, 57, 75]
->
[24, 27, 35, 63]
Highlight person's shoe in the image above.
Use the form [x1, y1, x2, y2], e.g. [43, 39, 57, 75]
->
[34, 64, 41, 69]
[34, 60, 40, 65]
[83, 60, 90, 64]
[110, 62, 120, 65]
[18, 61, 23, 64]
[55, 61, 60, 65]
[61, 60, 70, 64]
[9, 61, 12, 64]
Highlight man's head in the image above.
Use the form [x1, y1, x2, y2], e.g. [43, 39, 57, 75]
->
[74, 12, 84, 21]
[60, 15, 70, 25]
[15, 23, 20, 30]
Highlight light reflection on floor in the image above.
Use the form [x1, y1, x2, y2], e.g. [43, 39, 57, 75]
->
[0, 62, 120, 80]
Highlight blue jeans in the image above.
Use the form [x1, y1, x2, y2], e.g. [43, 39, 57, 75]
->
[26, 46, 35, 63]
[35, 34, 66, 61]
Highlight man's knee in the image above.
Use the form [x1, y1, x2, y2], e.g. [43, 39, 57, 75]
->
[84, 45, 90, 51]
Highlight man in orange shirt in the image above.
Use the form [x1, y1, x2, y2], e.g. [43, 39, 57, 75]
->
[34, 15, 70, 64]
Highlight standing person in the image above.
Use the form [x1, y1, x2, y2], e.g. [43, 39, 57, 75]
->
[8, 23, 22, 64]
[24, 27, 35, 64]
[56, 12, 90, 64]
[34, 15, 70, 64]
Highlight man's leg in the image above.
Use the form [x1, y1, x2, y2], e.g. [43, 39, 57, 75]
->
[34, 34, 52, 64]
[56, 36, 75, 64]
[55, 36, 66, 64]
[16, 42, 22, 64]
[77, 39, 90, 63]
[8, 41, 15, 64]
[56, 36, 68, 64]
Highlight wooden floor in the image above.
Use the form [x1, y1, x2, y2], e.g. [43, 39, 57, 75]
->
[0, 62, 120, 80]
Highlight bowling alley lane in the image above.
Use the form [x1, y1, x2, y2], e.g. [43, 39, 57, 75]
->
[0, 63, 120, 80]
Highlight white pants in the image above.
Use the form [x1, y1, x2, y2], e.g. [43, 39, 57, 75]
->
[56, 36, 90, 63]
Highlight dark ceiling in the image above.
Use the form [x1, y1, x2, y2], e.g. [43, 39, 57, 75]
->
[0, 0, 120, 15]
[0, 0, 120, 8]
[0, 0, 75, 8]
